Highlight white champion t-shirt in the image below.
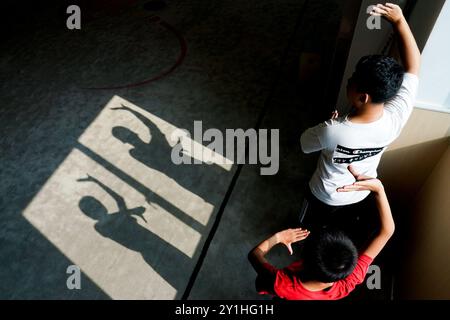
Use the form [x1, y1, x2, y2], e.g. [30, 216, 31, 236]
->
[301, 73, 419, 206]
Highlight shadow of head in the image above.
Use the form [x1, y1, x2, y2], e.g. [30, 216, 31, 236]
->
[112, 126, 142, 146]
[79, 196, 108, 221]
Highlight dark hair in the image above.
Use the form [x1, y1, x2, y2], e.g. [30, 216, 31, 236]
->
[349, 55, 404, 103]
[300, 229, 358, 283]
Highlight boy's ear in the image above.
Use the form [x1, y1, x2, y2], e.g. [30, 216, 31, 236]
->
[359, 93, 369, 104]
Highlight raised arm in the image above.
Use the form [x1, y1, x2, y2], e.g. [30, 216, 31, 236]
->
[364, 185, 395, 258]
[78, 174, 127, 212]
[372, 3, 421, 75]
[337, 166, 395, 259]
[248, 228, 309, 274]
[112, 104, 164, 138]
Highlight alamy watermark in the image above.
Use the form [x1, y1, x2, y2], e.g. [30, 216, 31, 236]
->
[64, 263, 380, 291]
[66, 5, 81, 30]
[66, 5, 382, 31]
[170, 121, 279, 175]
[366, 265, 381, 290]
[367, 5, 382, 30]
[66, 265, 81, 290]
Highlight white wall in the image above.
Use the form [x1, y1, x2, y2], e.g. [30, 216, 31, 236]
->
[416, 0, 450, 112]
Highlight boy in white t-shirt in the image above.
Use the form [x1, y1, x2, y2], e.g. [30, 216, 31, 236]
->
[299, 3, 421, 228]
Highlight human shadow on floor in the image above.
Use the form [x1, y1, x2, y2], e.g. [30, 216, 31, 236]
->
[78, 174, 191, 293]
[111, 104, 226, 203]
[76, 142, 205, 234]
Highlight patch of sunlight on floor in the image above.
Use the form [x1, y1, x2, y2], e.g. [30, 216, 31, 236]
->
[78, 95, 230, 225]
[22, 95, 233, 299]
[23, 148, 178, 299]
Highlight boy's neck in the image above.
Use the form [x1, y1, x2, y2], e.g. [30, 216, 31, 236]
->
[348, 103, 384, 123]
[301, 280, 334, 292]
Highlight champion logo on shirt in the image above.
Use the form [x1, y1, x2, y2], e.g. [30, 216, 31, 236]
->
[333, 145, 385, 164]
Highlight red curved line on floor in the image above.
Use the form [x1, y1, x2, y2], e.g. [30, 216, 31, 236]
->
[84, 16, 188, 90]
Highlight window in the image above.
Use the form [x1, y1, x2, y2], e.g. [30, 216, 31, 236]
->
[416, 0, 450, 113]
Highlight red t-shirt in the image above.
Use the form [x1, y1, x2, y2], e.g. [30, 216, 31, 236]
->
[256, 254, 373, 300]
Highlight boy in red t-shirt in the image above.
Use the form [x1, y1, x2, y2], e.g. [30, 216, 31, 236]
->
[248, 166, 395, 300]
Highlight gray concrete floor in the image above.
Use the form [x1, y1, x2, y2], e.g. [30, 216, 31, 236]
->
[0, 0, 377, 299]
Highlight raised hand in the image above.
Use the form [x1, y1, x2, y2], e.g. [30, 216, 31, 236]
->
[370, 3, 404, 25]
[111, 103, 132, 111]
[337, 165, 383, 193]
[276, 228, 310, 255]
[77, 174, 94, 183]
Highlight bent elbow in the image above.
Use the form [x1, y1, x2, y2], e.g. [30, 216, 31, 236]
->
[300, 135, 311, 154]
[389, 224, 396, 238]
[383, 224, 395, 239]
[300, 144, 310, 154]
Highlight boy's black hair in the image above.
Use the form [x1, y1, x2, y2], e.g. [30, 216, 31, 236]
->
[349, 55, 404, 103]
[300, 228, 358, 283]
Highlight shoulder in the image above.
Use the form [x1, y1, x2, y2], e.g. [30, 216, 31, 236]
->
[325, 116, 347, 127]
[347, 254, 373, 281]
[312, 117, 346, 134]
[403, 72, 419, 83]
[273, 269, 302, 299]
[273, 262, 303, 291]
[331, 254, 374, 297]
[400, 72, 420, 93]
[388, 73, 419, 103]
[347, 254, 374, 281]
[319, 116, 348, 138]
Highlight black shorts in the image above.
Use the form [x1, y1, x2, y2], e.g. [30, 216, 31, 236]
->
[299, 187, 344, 230]
[299, 186, 378, 247]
